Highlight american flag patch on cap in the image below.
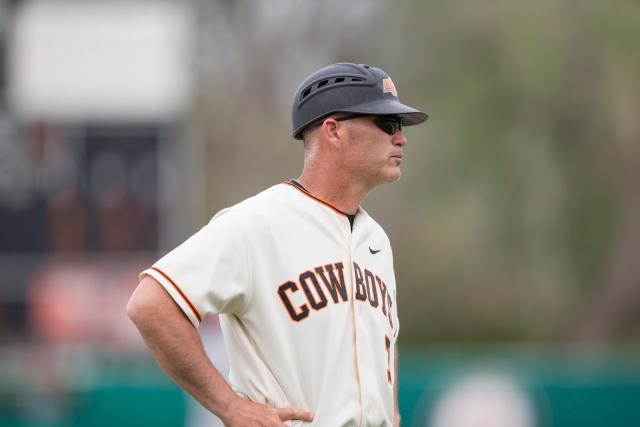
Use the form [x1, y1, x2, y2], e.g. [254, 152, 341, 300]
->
[382, 78, 398, 97]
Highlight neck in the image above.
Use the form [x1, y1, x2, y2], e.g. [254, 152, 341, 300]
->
[296, 164, 370, 215]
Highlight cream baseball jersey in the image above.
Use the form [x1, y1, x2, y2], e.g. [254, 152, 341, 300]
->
[140, 181, 400, 426]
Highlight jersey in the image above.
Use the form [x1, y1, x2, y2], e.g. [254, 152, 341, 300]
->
[140, 181, 400, 427]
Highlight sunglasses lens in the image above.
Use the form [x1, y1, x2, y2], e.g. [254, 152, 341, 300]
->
[375, 117, 402, 135]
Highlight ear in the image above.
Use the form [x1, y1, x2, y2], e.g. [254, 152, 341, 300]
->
[321, 117, 344, 149]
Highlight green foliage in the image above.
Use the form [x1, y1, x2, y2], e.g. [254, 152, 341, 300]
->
[195, 0, 640, 342]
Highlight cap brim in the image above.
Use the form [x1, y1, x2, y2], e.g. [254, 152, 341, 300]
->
[339, 99, 429, 126]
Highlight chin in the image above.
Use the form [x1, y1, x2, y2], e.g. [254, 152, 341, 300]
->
[383, 169, 402, 183]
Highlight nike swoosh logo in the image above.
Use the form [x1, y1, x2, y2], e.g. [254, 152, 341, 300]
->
[369, 246, 381, 254]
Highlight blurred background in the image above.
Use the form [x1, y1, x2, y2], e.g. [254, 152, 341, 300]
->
[1, 0, 639, 426]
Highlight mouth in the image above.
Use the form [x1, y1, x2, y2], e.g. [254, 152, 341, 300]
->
[390, 153, 404, 160]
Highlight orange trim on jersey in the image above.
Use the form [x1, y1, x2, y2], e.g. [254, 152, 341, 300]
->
[150, 267, 203, 323]
[282, 181, 349, 218]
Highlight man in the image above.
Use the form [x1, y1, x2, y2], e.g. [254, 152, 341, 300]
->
[127, 62, 428, 426]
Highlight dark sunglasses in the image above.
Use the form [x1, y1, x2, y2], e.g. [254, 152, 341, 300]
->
[335, 114, 404, 135]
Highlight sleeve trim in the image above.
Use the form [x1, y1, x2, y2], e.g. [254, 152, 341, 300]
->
[150, 266, 203, 323]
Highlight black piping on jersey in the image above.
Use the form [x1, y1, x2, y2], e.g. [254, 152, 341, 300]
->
[287, 180, 357, 230]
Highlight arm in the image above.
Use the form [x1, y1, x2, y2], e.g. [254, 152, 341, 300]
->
[393, 346, 400, 427]
[127, 276, 313, 426]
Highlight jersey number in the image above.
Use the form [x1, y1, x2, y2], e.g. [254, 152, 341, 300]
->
[385, 335, 392, 385]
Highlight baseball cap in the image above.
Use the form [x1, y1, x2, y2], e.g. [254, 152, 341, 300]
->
[291, 63, 429, 140]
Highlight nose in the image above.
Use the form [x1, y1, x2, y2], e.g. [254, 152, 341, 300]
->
[392, 131, 406, 147]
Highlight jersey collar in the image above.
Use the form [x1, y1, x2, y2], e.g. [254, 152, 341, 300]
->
[283, 180, 360, 218]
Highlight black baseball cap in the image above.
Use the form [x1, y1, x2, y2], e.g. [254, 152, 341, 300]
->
[291, 63, 429, 140]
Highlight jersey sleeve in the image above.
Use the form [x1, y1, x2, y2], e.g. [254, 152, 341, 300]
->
[139, 208, 252, 327]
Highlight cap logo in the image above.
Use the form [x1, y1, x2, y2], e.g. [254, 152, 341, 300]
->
[382, 78, 398, 97]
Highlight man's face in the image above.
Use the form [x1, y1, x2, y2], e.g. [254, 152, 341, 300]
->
[340, 116, 407, 187]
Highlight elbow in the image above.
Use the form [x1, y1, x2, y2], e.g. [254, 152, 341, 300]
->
[127, 277, 167, 327]
[126, 284, 151, 326]
[126, 293, 142, 325]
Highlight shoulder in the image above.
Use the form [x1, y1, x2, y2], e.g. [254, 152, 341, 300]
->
[233, 183, 293, 211]
[207, 183, 292, 227]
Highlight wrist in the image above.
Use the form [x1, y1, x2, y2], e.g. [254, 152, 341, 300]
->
[213, 388, 241, 423]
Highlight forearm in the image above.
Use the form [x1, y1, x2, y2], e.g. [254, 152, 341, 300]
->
[127, 278, 236, 420]
[128, 278, 314, 427]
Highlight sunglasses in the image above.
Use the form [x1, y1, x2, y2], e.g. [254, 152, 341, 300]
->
[335, 114, 404, 135]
